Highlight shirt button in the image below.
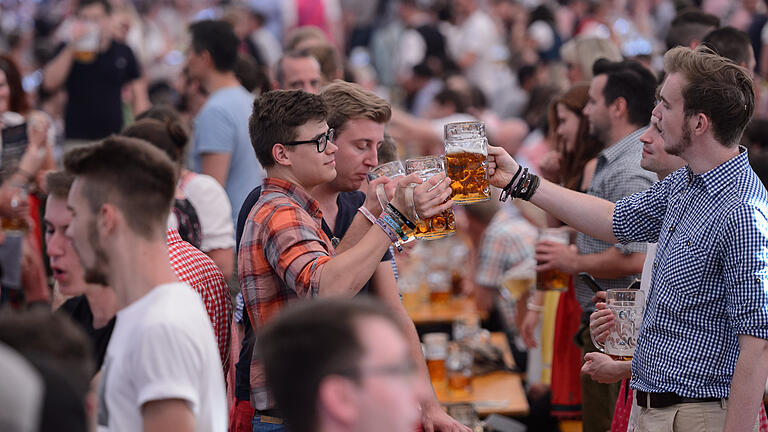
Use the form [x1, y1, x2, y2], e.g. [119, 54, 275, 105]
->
[686, 241, 691, 246]
[669, 226, 675, 232]
[757, 278, 762, 284]
[653, 262, 658, 269]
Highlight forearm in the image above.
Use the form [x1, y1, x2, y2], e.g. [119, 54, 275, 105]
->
[43, 46, 74, 92]
[130, 78, 151, 116]
[199, 153, 231, 187]
[530, 179, 617, 243]
[334, 213, 373, 253]
[575, 249, 645, 279]
[724, 335, 768, 431]
[317, 227, 393, 296]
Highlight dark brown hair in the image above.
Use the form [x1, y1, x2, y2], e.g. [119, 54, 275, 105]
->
[122, 118, 189, 165]
[45, 170, 75, 199]
[0, 55, 30, 115]
[63, 136, 176, 239]
[664, 45, 754, 147]
[259, 298, 402, 432]
[248, 90, 328, 167]
[547, 83, 603, 190]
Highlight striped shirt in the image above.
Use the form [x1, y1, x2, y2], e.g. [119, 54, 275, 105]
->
[475, 204, 538, 288]
[238, 177, 334, 409]
[574, 127, 656, 311]
[613, 148, 768, 397]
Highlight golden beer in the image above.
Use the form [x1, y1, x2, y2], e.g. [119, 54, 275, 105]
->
[427, 358, 446, 382]
[74, 50, 97, 63]
[446, 151, 490, 204]
[503, 277, 535, 300]
[536, 269, 569, 292]
[609, 354, 633, 361]
[430, 290, 452, 304]
[448, 371, 471, 391]
[413, 209, 456, 240]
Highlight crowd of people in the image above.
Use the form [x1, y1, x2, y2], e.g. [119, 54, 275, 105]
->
[2, 0, 768, 431]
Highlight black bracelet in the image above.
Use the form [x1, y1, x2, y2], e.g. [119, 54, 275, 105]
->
[522, 174, 540, 201]
[386, 203, 416, 230]
[511, 168, 529, 198]
[499, 165, 523, 202]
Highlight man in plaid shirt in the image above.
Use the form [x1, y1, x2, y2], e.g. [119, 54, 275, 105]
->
[487, 46, 768, 431]
[239, 89, 455, 432]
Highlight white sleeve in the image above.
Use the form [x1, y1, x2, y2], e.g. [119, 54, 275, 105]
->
[763, 24, 768, 44]
[131, 323, 203, 415]
[183, 174, 235, 252]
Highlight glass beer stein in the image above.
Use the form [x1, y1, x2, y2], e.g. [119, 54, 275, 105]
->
[404, 155, 455, 240]
[536, 228, 570, 292]
[593, 288, 645, 361]
[444, 121, 490, 204]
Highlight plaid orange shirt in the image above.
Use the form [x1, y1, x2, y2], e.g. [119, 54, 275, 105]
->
[238, 177, 334, 410]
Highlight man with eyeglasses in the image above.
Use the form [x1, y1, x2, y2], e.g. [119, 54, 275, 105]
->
[258, 297, 429, 432]
[239, 89, 453, 432]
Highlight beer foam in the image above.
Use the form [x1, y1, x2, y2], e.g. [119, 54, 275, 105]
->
[445, 148, 487, 156]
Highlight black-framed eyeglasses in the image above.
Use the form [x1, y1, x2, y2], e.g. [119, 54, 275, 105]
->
[284, 128, 335, 153]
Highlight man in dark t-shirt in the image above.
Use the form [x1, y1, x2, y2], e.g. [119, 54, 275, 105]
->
[42, 0, 147, 140]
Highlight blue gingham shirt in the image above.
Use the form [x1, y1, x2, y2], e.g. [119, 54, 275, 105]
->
[613, 148, 768, 398]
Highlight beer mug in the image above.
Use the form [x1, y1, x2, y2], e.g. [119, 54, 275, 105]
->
[444, 121, 490, 204]
[74, 22, 99, 63]
[593, 289, 645, 361]
[536, 228, 570, 292]
[367, 160, 405, 211]
[404, 155, 455, 240]
[423, 332, 449, 383]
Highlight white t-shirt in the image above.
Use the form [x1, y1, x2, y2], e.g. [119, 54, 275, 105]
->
[97, 282, 227, 432]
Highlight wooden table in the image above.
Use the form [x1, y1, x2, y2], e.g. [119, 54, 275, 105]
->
[432, 332, 529, 417]
[405, 297, 486, 326]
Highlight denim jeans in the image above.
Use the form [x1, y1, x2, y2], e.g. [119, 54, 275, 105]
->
[252, 414, 285, 432]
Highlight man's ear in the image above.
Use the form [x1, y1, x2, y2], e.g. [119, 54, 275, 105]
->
[98, 203, 118, 235]
[610, 97, 628, 120]
[691, 112, 710, 137]
[272, 143, 293, 167]
[317, 376, 358, 426]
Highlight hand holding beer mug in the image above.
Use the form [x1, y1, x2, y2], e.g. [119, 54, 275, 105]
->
[367, 161, 405, 213]
[444, 121, 490, 204]
[535, 228, 570, 291]
[591, 289, 645, 361]
[404, 156, 455, 239]
[487, 145, 521, 188]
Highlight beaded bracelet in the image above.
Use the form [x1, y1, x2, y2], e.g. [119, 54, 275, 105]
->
[382, 213, 407, 240]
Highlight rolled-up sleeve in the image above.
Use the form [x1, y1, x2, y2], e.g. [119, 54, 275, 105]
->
[722, 202, 768, 338]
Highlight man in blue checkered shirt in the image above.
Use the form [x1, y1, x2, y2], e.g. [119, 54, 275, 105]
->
[487, 45, 768, 431]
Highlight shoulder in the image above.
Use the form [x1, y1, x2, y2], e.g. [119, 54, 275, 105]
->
[338, 191, 365, 210]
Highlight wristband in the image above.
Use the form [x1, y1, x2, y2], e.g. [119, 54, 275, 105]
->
[500, 165, 523, 202]
[357, 206, 376, 224]
[386, 203, 416, 230]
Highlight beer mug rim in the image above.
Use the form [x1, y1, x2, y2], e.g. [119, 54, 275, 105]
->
[368, 160, 405, 181]
[444, 120, 486, 139]
[404, 155, 446, 174]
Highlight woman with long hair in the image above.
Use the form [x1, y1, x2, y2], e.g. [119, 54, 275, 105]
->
[521, 82, 604, 421]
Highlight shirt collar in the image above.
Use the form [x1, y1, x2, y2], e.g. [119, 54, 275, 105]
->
[262, 177, 323, 220]
[166, 228, 183, 245]
[598, 127, 647, 165]
[686, 146, 749, 195]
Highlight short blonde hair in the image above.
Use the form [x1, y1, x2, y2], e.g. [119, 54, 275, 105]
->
[663, 46, 754, 147]
[320, 81, 392, 134]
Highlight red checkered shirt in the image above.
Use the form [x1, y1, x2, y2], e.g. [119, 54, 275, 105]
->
[167, 228, 233, 374]
[239, 177, 334, 410]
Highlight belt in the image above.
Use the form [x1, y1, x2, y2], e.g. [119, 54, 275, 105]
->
[635, 390, 726, 409]
[254, 408, 283, 424]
